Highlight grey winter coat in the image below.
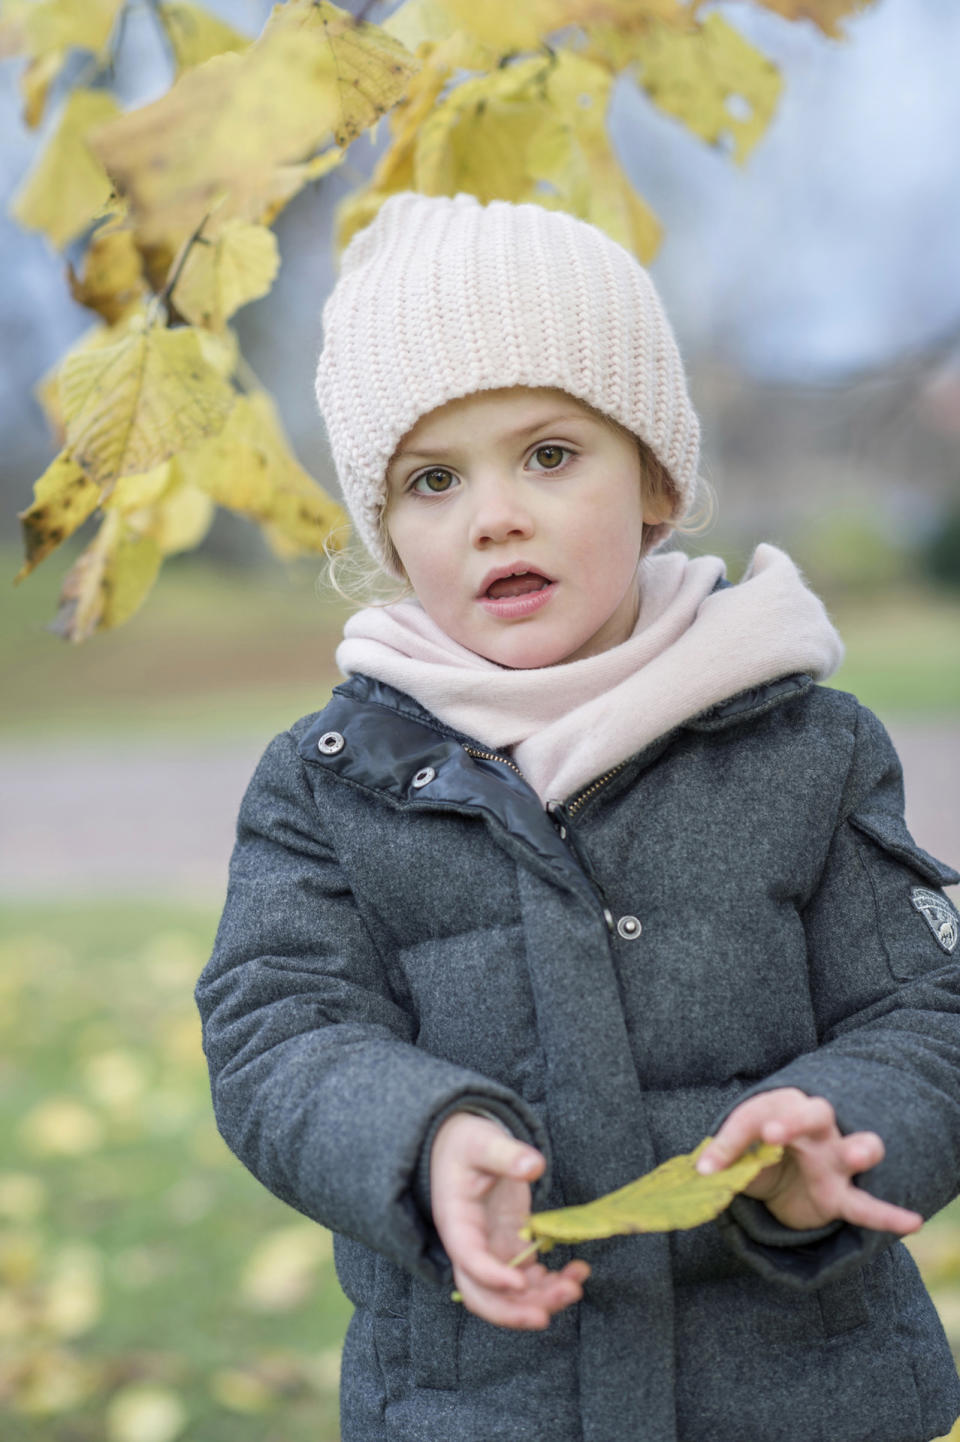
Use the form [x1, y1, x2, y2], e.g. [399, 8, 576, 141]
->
[195, 669, 960, 1442]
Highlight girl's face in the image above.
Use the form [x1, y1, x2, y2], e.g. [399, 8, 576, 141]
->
[384, 387, 663, 669]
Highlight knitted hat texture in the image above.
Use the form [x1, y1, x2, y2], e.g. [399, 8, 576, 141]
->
[315, 191, 700, 574]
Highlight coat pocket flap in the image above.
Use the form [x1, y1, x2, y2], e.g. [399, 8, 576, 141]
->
[849, 810, 960, 888]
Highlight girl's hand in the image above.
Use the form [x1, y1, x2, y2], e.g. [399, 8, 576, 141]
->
[430, 1112, 590, 1329]
[696, 1087, 923, 1234]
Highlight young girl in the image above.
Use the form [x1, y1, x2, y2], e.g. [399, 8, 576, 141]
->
[195, 191, 960, 1442]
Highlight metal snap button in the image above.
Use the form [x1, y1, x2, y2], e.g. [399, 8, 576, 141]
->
[617, 915, 642, 940]
[317, 731, 345, 756]
[412, 766, 436, 789]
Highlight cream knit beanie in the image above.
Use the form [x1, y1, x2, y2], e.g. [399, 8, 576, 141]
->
[315, 191, 701, 575]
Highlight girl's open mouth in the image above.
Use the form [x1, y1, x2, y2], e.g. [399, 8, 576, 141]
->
[477, 570, 556, 619]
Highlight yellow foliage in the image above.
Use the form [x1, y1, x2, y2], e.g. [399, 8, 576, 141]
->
[157, 0, 252, 74]
[105, 1383, 187, 1442]
[633, 14, 782, 166]
[20, 1098, 106, 1157]
[9, 88, 120, 249]
[6, 0, 879, 636]
[176, 390, 347, 555]
[59, 320, 236, 491]
[239, 1224, 334, 1312]
[89, 0, 417, 247]
[520, 1138, 783, 1246]
[171, 218, 280, 329]
[15, 452, 101, 581]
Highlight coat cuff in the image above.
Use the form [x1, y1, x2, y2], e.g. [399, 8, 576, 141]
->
[715, 1196, 874, 1289]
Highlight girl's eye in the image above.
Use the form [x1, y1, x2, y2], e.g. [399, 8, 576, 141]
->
[410, 468, 458, 495]
[530, 444, 572, 471]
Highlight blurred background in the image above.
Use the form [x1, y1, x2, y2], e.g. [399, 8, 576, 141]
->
[2, 0, 959, 1438]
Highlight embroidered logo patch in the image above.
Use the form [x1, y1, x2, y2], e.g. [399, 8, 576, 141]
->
[911, 887, 959, 954]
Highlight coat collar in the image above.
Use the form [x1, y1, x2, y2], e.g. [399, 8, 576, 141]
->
[296, 671, 813, 901]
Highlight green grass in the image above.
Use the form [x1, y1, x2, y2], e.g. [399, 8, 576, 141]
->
[5, 900, 960, 1439]
[0, 902, 352, 1441]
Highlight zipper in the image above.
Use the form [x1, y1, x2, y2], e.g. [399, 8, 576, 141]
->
[565, 762, 628, 817]
[462, 744, 525, 779]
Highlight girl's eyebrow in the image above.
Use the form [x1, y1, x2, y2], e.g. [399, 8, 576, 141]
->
[394, 412, 592, 462]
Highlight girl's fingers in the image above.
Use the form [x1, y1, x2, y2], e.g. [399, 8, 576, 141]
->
[454, 1259, 589, 1330]
[697, 1088, 821, 1173]
[839, 1185, 922, 1234]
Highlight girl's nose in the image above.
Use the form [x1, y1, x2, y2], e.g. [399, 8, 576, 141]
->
[468, 475, 535, 548]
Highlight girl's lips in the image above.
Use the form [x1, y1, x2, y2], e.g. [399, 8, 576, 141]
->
[477, 580, 557, 619]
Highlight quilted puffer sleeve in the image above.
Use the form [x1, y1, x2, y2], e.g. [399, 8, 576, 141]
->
[715, 701, 960, 1288]
[194, 730, 551, 1287]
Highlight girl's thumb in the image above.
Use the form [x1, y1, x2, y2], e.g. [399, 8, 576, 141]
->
[511, 1150, 541, 1179]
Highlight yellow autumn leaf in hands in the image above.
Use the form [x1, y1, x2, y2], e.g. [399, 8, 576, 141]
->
[171, 219, 279, 329]
[9, 88, 120, 248]
[59, 321, 235, 492]
[520, 1137, 783, 1246]
[634, 14, 782, 166]
[157, 0, 251, 73]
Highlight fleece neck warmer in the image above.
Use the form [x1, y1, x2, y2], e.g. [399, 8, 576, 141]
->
[335, 543, 844, 805]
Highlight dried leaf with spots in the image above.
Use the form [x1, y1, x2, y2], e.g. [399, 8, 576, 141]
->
[520, 1138, 783, 1246]
[15, 451, 101, 580]
[59, 321, 235, 492]
[49, 509, 164, 641]
[10, 88, 120, 249]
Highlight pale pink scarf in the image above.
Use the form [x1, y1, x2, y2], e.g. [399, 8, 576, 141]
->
[336, 543, 844, 804]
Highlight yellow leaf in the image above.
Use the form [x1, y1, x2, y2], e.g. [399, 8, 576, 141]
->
[334, 28, 482, 250]
[101, 461, 175, 514]
[0, 1173, 47, 1222]
[151, 480, 216, 555]
[634, 14, 782, 166]
[11, 1346, 100, 1416]
[750, 0, 874, 39]
[239, 1224, 333, 1311]
[520, 1138, 784, 1245]
[15, 451, 101, 581]
[171, 218, 279, 329]
[177, 390, 347, 554]
[43, 1243, 103, 1338]
[414, 56, 569, 200]
[9, 87, 120, 250]
[208, 1368, 273, 1413]
[105, 1384, 187, 1442]
[535, 49, 662, 260]
[80, 1050, 147, 1110]
[20, 47, 66, 128]
[49, 509, 163, 640]
[20, 1097, 106, 1156]
[90, 1, 416, 246]
[22, 0, 125, 63]
[67, 223, 148, 325]
[59, 322, 235, 491]
[0, 0, 32, 59]
[157, 0, 251, 72]
[33, 305, 151, 442]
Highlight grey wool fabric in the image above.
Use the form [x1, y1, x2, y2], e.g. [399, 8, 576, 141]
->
[195, 670, 960, 1442]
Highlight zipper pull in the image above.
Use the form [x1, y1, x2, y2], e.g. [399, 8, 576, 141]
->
[545, 799, 568, 841]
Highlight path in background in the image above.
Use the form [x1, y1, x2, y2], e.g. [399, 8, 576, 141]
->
[0, 723, 957, 902]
